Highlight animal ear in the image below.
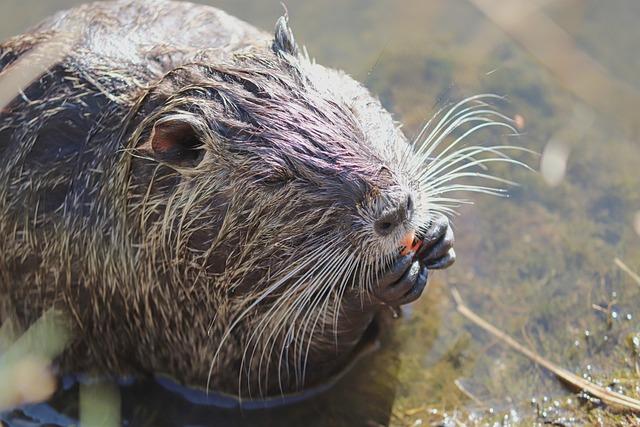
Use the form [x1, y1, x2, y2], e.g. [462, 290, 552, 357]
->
[273, 12, 299, 57]
[138, 119, 205, 169]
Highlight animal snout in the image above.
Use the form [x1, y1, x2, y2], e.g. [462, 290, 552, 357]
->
[374, 194, 414, 236]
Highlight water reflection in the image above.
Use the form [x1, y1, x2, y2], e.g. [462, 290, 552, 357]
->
[1, 0, 639, 425]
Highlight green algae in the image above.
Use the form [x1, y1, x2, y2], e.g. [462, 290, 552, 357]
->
[1, 0, 639, 425]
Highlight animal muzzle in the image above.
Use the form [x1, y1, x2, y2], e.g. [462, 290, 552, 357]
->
[367, 214, 455, 307]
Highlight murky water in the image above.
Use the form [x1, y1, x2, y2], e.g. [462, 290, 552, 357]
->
[1, 0, 639, 425]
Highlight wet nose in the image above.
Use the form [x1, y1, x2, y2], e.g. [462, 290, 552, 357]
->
[374, 195, 414, 236]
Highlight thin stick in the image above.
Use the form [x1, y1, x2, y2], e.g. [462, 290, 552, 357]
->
[451, 288, 640, 413]
[614, 258, 640, 287]
[454, 379, 484, 407]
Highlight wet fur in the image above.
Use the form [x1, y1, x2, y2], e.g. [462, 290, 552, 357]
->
[0, 0, 521, 397]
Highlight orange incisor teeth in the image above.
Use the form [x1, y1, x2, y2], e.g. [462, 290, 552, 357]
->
[399, 231, 422, 256]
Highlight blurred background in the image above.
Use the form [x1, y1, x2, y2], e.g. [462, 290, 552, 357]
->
[1, 0, 639, 425]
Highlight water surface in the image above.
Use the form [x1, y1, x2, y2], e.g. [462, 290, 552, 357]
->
[1, 0, 639, 425]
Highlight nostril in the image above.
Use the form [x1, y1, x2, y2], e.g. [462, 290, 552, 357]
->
[405, 195, 415, 219]
[379, 221, 393, 230]
[374, 216, 398, 236]
[375, 194, 414, 236]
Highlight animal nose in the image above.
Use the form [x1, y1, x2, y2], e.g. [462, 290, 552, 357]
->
[374, 195, 414, 236]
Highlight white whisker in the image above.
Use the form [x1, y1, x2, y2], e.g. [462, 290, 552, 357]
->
[246, 242, 344, 396]
[420, 145, 533, 181]
[208, 238, 333, 394]
[411, 118, 517, 176]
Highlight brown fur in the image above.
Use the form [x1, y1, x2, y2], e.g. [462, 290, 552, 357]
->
[0, 0, 514, 398]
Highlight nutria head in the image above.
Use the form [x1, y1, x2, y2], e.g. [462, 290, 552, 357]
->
[122, 15, 518, 396]
[134, 17, 430, 266]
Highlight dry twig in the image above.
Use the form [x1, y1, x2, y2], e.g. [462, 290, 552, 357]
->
[615, 258, 640, 287]
[452, 288, 640, 413]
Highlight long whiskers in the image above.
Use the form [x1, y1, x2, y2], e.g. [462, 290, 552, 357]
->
[206, 238, 334, 393]
[236, 241, 350, 397]
[402, 94, 532, 217]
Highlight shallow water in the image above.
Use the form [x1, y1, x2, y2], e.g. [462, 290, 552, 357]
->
[1, 0, 640, 425]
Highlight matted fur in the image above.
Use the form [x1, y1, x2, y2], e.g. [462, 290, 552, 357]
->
[0, 0, 522, 397]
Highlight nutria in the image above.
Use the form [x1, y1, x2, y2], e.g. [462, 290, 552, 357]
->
[0, 0, 515, 399]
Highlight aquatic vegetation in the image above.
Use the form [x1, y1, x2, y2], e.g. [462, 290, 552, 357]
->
[1, 0, 638, 425]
